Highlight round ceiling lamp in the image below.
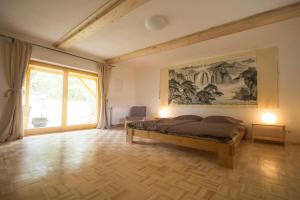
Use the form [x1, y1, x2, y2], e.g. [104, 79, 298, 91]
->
[144, 15, 168, 31]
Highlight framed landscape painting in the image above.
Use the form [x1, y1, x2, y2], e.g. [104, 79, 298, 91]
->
[168, 56, 257, 105]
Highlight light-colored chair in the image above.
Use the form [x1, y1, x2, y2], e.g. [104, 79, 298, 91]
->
[125, 106, 146, 128]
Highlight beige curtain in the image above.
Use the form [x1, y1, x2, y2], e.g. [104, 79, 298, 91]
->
[0, 39, 32, 143]
[97, 63, 112, 129]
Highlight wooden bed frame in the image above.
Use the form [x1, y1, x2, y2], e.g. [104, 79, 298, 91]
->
[126, 128, 245, 169]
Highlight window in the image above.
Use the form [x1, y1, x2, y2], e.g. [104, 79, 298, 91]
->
[67, 72, 98, 126]
[23, 61, 99, 134]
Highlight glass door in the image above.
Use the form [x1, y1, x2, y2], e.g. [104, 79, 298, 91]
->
[25, 66, 64, 130]
[24, 61, 99, 135]
[66, 72, 98, 127]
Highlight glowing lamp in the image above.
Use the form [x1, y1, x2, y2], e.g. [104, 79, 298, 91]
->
[159, 109, 169, 118]
[261, 112, 277, 124]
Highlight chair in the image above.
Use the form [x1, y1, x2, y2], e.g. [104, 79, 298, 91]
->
[125, 106, 146, 128]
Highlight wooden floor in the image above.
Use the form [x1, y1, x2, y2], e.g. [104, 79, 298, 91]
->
[0, 129, 299, 200]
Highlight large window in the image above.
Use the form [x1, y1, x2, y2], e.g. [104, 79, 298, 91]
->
[23, 61, 99, 134]
[67, 72, 98, 126]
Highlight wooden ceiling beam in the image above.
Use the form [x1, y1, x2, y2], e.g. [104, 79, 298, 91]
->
[105, 2, 300, 64]
[55, 0, 150, 49]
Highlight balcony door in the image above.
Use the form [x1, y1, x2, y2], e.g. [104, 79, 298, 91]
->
[24, 61, 99, 135]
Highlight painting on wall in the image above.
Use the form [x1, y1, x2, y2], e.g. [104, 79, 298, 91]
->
[168, 56, 257, 105]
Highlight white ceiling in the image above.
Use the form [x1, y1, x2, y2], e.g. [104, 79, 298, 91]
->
[116, 17, 300, 68]
[71, 0, 299, 58]
[0, 0, 109, 42]
[0, 0, 299, 63]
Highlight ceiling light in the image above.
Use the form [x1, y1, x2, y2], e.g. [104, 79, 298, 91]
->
[144, 15, 168, 31]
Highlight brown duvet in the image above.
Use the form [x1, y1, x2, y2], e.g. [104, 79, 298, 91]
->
[127, 117, 245, 141]
[167, 121, 244, 138]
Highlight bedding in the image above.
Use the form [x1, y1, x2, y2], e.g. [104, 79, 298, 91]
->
[172, 115, 203, 121]
[129, 118, 198, 132]
[202, 116, 242, 124]
[167, 121, 244, 138]
[127, 115, 245, 142]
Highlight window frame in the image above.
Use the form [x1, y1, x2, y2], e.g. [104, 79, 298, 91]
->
[24, 61, 99, 135]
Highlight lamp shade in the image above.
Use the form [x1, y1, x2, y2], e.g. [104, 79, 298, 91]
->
[159, 109, 169, 118]
[261, 112, 277, 124]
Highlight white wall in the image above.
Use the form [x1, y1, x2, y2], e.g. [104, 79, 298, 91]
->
[135, 38, 300, 143]
[1, 18, 299, 135]
[108, 67, 136, 125]
[31, 46, 99, 73]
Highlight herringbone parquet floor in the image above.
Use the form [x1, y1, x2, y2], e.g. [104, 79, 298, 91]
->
[0, 129, 299, 200]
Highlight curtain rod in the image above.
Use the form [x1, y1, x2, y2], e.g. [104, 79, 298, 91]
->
[0, 33, 115, 67]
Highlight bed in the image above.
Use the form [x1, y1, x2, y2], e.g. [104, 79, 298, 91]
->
[126, 115, 246, 169]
